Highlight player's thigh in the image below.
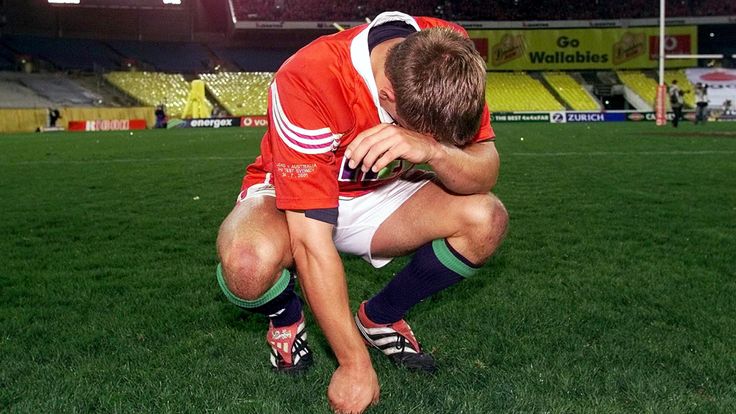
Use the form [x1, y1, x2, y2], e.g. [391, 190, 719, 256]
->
[371, 181, 499, 258]
[217, 196, 293, 272]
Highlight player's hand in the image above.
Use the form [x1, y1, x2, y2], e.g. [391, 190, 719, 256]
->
[344, 124, 441, 174]
[327, 364, 380, 414]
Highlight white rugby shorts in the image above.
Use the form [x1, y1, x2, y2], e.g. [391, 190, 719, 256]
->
[238, 171, 432, 268]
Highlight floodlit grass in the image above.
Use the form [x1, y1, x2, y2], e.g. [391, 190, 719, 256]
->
[1, 122, 735, 413]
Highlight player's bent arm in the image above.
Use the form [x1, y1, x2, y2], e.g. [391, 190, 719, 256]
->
[284, 210, 379, 412]
[346, 124, 498, 195]
[428, 140, 499, 195]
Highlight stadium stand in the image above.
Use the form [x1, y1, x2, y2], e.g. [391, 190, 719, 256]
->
[616, 70, 658, 107]
[106, 40, 212, 73]
[543, 72, 601, 111]
[486, 72, 564, 112]
[211, 47, 293, 72]
[699, 0, 736, 16]
[2, 35, 120, 71]
[105, 71, 211, 118]
[0, 55, 15, 71]
[200, 72, 273, 116]
[232, 0, 736, 21]
[615, 70, 696, 109]
[0, 72, 105, 108]
[234, 0, 434, 21]
[0, 77, 54, 108]
[0, 43, 19, 71]
[18, 74, 103, 107]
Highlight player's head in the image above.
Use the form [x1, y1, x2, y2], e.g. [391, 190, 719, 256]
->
[383, 27, 486, 146]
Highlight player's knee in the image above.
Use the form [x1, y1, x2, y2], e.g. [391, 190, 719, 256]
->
[218, 241, 282, 301]
[460, 194, 508, 248]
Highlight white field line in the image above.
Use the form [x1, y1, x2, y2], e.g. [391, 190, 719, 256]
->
[0, 150, 734, 165]
[508, 150, 736, 157]
[0, 156, 252, 165]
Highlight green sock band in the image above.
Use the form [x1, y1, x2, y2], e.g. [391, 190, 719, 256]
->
[216, 263, 291, 308]
[431, 239, 479, 278]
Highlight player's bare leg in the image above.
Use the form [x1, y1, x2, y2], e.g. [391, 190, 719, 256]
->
[372, 181, 507, 261]
[356, 180, 508, 372]
[217, 196, 312, 373]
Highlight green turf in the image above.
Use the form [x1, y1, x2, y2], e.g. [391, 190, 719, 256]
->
[1, 122, 735, 413]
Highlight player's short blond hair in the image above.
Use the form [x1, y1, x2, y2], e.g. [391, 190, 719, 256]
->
[385, 27, 486, 146]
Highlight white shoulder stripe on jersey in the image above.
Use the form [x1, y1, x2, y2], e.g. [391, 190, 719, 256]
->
[271, 81, 333, 137]
[272, 110, 335, 154]
[270, 81, 339, 151]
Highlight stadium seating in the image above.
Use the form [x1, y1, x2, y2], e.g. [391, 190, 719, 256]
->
[2, 35, 120, 71]
[232, 0, 736, 21]
[199, 72, 273, 116]
[19, 75, 103, 107]
[486, 72, 564, 112]
[616, 70, 658, 107]
[0, 72, 104, 108]
[106, 40, 212, 73]
[0, 43, 18, 71]
[0, 78, 53, 108]
[542, 72, 600, 111]
[617, 70, 697, 109]
[105, 72, 211, 118]
[211, 48, 293, 72]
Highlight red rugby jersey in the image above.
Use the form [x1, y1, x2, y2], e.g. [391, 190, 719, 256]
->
[241, 11, 494, 211]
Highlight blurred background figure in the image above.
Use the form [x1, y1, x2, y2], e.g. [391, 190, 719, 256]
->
[694, 82, 709, 124]
[48, 107, 61, 128]
[668, 80, 685, 127]
[154, 103, 167, 128]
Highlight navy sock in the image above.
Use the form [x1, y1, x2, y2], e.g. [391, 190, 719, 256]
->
[251, 276, 303, 328]
[217, 264, 302, 328]
[365, 239, 480, 324]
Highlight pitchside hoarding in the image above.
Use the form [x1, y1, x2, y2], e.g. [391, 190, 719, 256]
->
[167, 116, 269, 129]
[491, 112, 550, 122]
[68, 119, 147, 131]
[469, 26, 697, 70]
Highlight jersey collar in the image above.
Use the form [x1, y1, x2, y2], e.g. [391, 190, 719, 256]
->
[350, 11, 421, 124]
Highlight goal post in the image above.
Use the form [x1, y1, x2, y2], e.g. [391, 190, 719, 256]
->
[655, 1, 731, 126]
[656, 0, 667, 126]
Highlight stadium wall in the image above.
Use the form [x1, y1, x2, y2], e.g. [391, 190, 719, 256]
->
[0, 107, 155, 133]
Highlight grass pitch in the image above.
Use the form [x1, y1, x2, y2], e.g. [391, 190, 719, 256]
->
[1, 122, 735, 413]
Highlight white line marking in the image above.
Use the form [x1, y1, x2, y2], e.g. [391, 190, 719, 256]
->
[0, 156, 253, 166]
[1, 150, 734, 166]
[508, 150, 736, 157]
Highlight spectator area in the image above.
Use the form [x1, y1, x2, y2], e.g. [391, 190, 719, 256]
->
[106, 41, 212, 73]
[486, 72, 564, 112]
[105, 72, 212, 118]
[232, 0, 736, 21]
[0, 34, 218, 74]
[616, 70, 658, 107]
[108, 70, 575, 116]
[617, 70, 696, 109]
[2, 35, 120, 71]
[211, 48, 293, 72]
[200, 72, 273, 116]
[0, 78, 54, 108]
[543, 72, 601, 111]
[0, 72, 103, 108]
[19, 74, 103, 106]
[0, 44, 18, 71]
